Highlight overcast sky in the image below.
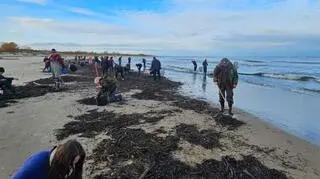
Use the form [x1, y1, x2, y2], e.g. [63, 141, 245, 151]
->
[0, 0, 319, 56]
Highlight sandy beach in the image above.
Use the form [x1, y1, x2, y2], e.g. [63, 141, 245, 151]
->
[0, 57, 320, 179]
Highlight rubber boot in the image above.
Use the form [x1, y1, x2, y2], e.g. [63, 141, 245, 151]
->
[228, 103, 233, 116]
[220, 102, 224, 113]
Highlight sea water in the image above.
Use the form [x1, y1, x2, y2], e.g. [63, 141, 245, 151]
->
[135, 56, 320, 145]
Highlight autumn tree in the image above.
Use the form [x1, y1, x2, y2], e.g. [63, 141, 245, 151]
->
[0, 42, 19, 52]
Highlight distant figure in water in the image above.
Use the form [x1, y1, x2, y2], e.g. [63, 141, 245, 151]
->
[142, 58, 146, 69]
[12, 140, 86, 179]
[214, 58, 238, 115]
[128, 57, 131, 64]
[202, 59, 208, 74]
[49, 49, 65, 89]
[118, 56, 122, 66]
[136, 63, 142, 76]
[192, 60, 197, 71]
[150, 57, 161, 81]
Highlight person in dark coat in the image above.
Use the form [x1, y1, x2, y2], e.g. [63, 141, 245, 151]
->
[142, 58, 146, 69]
[202, 59, 208, 74]
[0, 67, 17, 95]
[102, 56, 109, 76]
[213, 58, 238, 115]
[150, 57, 161, 81]
[136, 63, 142, 76]
[192, 60, 197, 71]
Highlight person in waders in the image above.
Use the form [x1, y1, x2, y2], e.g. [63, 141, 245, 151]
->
[213, 58, 238, 115]
[150, 57, 161, 81]
[202, 59, 208, 74]
[12, 140, 86, 179]
[49, 49, 65, 90]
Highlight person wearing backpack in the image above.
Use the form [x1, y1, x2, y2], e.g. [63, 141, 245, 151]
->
[213, 58, 238, 115]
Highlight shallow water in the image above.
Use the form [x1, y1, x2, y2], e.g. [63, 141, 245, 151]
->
[135, 56, 320, 145]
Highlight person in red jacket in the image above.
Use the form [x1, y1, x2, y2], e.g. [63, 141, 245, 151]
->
[49, 49, 65, 89]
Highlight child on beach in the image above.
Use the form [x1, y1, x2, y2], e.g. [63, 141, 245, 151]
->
[12, 140, 86, 179]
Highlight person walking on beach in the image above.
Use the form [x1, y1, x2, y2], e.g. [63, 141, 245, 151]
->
[49, 49, 65, 89]
[151, 57, 161, 81]
[203, 59, 208, 74]
[12, 140, 86, 179]
[213, 58, 238, 115]
[192, 60, 197, 72]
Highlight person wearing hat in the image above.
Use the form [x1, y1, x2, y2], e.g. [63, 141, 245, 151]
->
[49, 49, 65, 89]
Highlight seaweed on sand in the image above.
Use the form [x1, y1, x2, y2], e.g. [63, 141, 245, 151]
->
[90, 127, 288, 179]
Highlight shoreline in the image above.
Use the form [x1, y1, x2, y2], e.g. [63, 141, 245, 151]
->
[0, 58, 319, 178]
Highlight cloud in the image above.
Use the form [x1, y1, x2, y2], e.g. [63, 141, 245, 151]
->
[68, 7, 97, 16]
[16, 0, 47, 5]
[3, 0, 320, 55]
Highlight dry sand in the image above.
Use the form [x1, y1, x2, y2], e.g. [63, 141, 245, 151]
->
[0, 56, 319, 178]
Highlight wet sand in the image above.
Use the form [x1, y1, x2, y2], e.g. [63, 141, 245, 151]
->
[0, 57, 320, 178]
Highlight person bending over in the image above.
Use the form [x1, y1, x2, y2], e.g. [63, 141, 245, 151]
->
[12, 140, 86, 179]
[96, 75, 122, 106]
[136, 63, 142, 76]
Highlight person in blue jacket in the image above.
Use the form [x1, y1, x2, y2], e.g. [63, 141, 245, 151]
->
[12, 140, 86, 179]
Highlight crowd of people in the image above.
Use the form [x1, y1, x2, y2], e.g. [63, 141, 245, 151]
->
[1, 48, 239, 179]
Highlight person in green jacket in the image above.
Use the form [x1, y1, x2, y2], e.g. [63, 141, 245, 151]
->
[213, 58, 238, 115]
[96, 75, 122, 106]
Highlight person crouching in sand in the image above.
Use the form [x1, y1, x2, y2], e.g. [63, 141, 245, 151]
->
[96, 74, 122, 106]
[12, 140, 86, 179]
[0, 67, 17, 96]
[49, 49, 65, 89]
[213, 58, 238, 115]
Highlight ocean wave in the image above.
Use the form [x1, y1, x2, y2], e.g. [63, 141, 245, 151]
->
[243, 60, 265, 63]
[273, 61, 320, 65]
[239, 72, 317, 82]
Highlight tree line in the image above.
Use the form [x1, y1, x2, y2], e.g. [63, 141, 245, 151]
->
[0, 42, 151, 56]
